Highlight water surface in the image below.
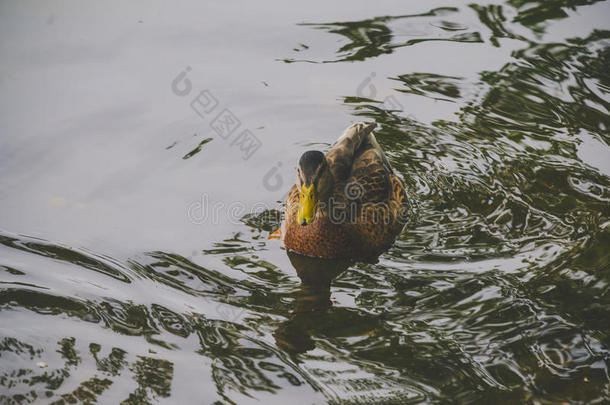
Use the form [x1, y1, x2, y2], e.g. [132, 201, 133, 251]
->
[1, 0, 609, 403]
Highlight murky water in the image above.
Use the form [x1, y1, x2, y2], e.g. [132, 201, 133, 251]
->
[1, 1, 609, 403]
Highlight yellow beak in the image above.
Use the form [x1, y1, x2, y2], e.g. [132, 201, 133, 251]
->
[296, 184, 317, 226]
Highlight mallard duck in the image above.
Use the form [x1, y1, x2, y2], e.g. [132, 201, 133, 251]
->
[283, 122, 409, 260]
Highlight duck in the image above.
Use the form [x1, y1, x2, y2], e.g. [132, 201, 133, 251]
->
[282, 122, 410, 261]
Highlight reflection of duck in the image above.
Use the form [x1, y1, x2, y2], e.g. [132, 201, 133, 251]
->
[283, 122, 409, 260]
[274, 252, 379, 354]
[286, 251, 351, 287]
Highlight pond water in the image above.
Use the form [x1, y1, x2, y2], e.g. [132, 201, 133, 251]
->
[1, 0, 609, 403]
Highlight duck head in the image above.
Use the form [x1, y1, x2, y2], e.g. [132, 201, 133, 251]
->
[296, 150, 334, 226]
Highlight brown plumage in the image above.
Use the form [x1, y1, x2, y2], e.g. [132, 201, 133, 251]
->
[283, 122, 409, 261]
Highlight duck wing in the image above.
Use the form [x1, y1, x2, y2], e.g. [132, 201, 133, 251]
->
[326, 122, 376, 182]
[326, 122, 392, 204]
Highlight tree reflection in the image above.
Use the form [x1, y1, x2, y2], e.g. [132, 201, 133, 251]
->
[123, 356, 174, 404]
[1, 1, 609, 403]
[337, 7, 610, 403]
[193, 316, 312, 402]
[289, 7, 482, 63]
[508, 0, 603, 34]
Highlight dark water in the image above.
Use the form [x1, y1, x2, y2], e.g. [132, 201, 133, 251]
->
[1, 1, 610, 403]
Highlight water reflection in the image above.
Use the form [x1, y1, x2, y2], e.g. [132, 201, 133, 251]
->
[1, 0, 610, 403]
[509, 0, 604, 33]
[286, 251, 351, 287]
[274, 253, 352, 353]
[285, 7, 483, 63]
[0, 335, 170, 405]
[393, 73, 464, 102]
[0, 232, 322, 403]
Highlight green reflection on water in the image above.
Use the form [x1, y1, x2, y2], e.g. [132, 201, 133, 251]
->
[1, 0, 610, 404]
